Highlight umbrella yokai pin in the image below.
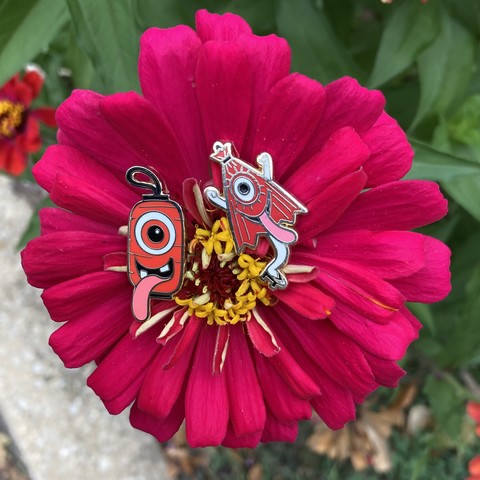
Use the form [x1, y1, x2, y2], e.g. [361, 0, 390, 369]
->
[126, 166, 185, 322]
[204, 141, 307, 290]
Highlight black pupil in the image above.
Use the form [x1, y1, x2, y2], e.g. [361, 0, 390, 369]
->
[147, 225, 164, 243]
[239, 182, 250, 194]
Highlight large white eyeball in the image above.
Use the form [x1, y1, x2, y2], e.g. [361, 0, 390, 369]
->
[233, 176, 256, 202]
[135, 211, 176, 255]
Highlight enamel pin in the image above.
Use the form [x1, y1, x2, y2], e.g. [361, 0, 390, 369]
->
[204, 141, 307, 290]
[126, 166, 185, 321]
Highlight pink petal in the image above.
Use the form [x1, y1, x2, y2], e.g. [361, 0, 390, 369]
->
[49, 295, 131, 368]
[247, 310, 280, 356]
[164, 316, 202, 369]
[225, 326, 266, 437]
[185, 325, 229, 447]
[182, 178, 212, 226]
[196, 41, 252, 154]
[34, 145, 135, 201]
[260, 413, 298, 442]
[102, 374, 144, 415]
[254, 349, 312, 423]
[222, 424, 262, 448]
[274, 282, 334, 320]
[56, 91, 152, 180]
[362, 112, 413, 187]
[297, 168, 368, 242]
[42, 271, 130, 322]
[195, 9, 252, 41]
[129, 301, 178, 337]
[252, 73, 325, 179]
[156, 307, 189, 346]
[329, 180, 448, 233]
[269, 347, 321, 399]
[365, 353, 405, 388]
[130, 398, 184, 443]
[284, 127, 370, 204]
[238, 33, 291, 159]
[286, 268, 318, 284]
[103, 252, 127, 271]
[213, 325, 230, 374]
[257, 309, 321, 399]
[99, 92, 188, 196]
[137, 320, 199, 421]
[312, 257, 404, 323]
[312, 230, 425, 280]
[39, 207, 117, 236]
[329, 302, 419, 360]
[139, 27, 206, 172]
[310, 380, 356, 430]
[390, 236, 451, 302]
[50, 171, 131, 228]
[22, 232, 126, 288]
[87, 325, 161, 409]
[275, 308, 378, 403]
[401, 305, 422, 331]
[302, 77, 385, 160]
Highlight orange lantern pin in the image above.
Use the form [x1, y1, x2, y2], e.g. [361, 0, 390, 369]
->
[126, 167, 185, 322]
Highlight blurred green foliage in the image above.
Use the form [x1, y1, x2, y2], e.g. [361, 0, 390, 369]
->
[2, 0, 480, 477]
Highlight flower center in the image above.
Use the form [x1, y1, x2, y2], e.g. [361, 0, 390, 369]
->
[0, 100, 25, 138]
[174, 217, 272, 326]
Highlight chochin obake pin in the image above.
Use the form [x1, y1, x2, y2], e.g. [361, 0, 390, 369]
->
[204, 141, 307, 290]
[126, 166, 185, 322]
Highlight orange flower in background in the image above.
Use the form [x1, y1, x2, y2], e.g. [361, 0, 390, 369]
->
[467, 402, 480, 480]
[468, 455, 480, 480]
[468, 401, 480, 436]
[0, 67, 56, 175]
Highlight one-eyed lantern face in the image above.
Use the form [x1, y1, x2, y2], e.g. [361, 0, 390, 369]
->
[128, 199, 184, 298]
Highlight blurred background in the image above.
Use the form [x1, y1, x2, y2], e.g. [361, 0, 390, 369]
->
[1, 0, 480, 478]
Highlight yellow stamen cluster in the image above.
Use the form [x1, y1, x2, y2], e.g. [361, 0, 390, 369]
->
[0, 100, 24, 138]
[190, 217, 234, 268]
[174, 218, 272, 326]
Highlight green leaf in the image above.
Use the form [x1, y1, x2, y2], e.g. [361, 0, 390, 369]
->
[276, 0, 362, 83]
[66, 32, 94, 90]
[0, 0, 69, 84]
[408, 302, 435, 334]
[443, 174, 480, 222]
[368, 0, 441, 88]
[449, 94, 480, 150]
[412, 13, 475, 129]
[407, 140, 480, 181]
[67, 0, 140, 93]
[447, 0, 480, 37]
[441, 266, 480, 367]
[135, 0, 196, 29]
[424, 376, 465, 440]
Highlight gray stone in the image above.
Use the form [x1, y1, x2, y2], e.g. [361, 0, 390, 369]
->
[0, 175, 168, 480]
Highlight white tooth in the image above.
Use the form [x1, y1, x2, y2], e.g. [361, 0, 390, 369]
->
[140, 269, 147, 279]
[159, 264, 170, 273]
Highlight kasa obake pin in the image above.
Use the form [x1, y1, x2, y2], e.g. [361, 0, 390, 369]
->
[204, 141, 307, 290]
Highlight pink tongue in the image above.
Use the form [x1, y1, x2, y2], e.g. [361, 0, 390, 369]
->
[259, 212, 296, 243]
[132, 276, 165, 321]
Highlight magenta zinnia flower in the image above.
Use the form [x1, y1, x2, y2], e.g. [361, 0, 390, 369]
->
[21, 10, 451, 447]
